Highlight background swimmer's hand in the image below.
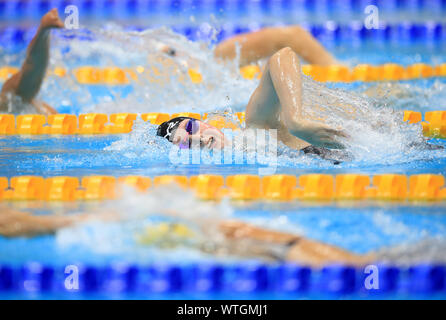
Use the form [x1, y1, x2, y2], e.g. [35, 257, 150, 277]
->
[289, 120, 348, 149]
[40, 8, 64, 30]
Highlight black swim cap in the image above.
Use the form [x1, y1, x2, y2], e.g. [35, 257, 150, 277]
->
[156, 117, 193, 142]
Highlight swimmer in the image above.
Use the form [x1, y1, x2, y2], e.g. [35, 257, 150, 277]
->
[0, 206, 371, 267]
[214, 25, 339, 67]
[160, 25, 338, 67]
[0, 8, 63, 115]
[157, 45, 444, 163]
[157, 47, 351, 164]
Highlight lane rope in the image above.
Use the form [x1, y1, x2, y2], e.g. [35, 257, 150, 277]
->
[0, 262, 443, 295]
[2, 64, 446, 84]
[1, 173, 445, 202]
[0, 111, 445, 138]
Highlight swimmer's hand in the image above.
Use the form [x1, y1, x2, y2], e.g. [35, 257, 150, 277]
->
[40, 8, 65, 30]
[289, 120, 348, 149]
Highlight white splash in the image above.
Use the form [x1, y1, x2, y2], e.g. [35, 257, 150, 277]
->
[39, 25, 258, 114]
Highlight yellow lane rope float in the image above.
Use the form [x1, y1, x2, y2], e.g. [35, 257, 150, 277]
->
[137, 222, 195, 247]
[0, 174, 445, 202]
[0, 111, 445, 138]
[1, 63, 446, 84]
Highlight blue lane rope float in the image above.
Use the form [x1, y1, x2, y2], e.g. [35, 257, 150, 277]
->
[1, 0, 446, 21]
[1, 21, 445, 47]
[1, 263, 445, 295]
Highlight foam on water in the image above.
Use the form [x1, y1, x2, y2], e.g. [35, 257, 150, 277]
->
[375, 237, 446, 265]
[56, 184, 235, 263]
[52, 189, 446, 265]
[37, 25, 258, 114]
[104, 118, 170, 162]
[104, 107, 446, 171]
[356, 80, 446, 112]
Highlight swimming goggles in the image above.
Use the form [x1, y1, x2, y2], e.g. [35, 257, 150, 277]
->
[179, 119, 200, 149]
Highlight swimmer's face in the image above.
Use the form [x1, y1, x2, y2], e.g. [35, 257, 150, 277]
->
[171, 119, 225, 150]
[160, 45, 177, 57]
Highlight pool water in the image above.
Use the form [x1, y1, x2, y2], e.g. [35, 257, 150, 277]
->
[1, 6, 446, 299]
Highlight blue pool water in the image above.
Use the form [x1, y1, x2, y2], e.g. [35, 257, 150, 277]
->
[2, 3, 446, 299]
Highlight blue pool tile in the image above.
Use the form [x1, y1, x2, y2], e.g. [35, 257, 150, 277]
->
[183, 26, 199, 41]
[101, 264, 139, 293]
[183, 264, 224, 293]
[13, 0, 29, 16]
[19, 262, 54, 293]
[360, 264, 400, 294]
[407, 264, 445, 293]
[318, 265, 357, 294]
[369, 23, 392, 42]
[233, 25, 251, 35]
[424, 22, 444, 41]
[272, 264, 311, 293]
[147, 0, 160, 13]
[0, 265, 15, 292]
[59, 0, 80, 12]
[125, 0, 140, 15]
[377, 265, 400, 293]
[224, 264, 270, 293]
[80, 0, 95, 15]
[139, 265, 183, 293]
[76, 266, 102, 292]
[169, 0, 182, 13]
[0, 0, 6, 17]
[338, 22, 367, 42]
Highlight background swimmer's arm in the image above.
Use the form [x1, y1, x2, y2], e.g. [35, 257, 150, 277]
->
[286, 238, 373, 267]
[219, 220, 299, 244]
[0, 207, 371, 266]
[0, 206, 118, 238]
[0, 9, 62, 114]
[214, 26, 338, 67]
[0, 207, 78, 237]
[219, 220, 371, 267]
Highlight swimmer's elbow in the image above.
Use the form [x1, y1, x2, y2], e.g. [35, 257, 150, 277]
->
[282, 115, 303, 134]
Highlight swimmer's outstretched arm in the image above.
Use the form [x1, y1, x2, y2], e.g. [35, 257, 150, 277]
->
[214, 26, 339, 67]
[0, 206, 371, 266]
[0, 206, 118, 238]
[246, 47, 347, 149]
[220, 220, 372, 267]
[0, 207, 78, 237]
[0, 8, 63, 114]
